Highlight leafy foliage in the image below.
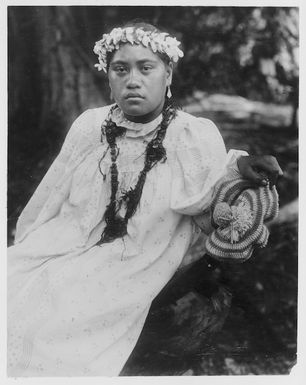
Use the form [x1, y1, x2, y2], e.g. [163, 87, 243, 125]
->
[171, 7, 298, 104]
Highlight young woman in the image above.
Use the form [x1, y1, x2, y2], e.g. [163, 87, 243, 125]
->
[7, 22, 282, 376]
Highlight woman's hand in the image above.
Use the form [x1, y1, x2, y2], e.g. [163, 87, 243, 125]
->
[237, 155, 283, 188]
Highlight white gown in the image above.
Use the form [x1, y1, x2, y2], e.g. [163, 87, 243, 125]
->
[7, 105, 245, 376]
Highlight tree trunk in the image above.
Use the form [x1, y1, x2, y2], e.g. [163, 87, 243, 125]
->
[7, 6, 108, 242]
[35, 7, 107, 130]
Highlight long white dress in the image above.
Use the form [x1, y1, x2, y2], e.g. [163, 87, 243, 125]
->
[7, 105, 245, 376]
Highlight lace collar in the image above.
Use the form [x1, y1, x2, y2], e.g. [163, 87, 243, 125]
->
[111, 107, 163, 138]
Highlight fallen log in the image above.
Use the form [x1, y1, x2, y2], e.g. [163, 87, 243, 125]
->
[268, 198, 298, 227]
[121, 256, 232, 375]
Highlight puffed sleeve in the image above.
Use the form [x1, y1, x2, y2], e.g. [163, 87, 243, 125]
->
[169, 113, 247, 216]
[14, 108, 102, 243]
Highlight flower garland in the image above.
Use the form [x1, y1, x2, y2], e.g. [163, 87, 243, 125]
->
[93, 27, 184, 72]
[96, 100, 177, 245]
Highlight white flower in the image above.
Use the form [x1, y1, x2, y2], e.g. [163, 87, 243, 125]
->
[111, 28, 123, 45]
[177, 48, 184, 58]
[107, 43, 115, 52]
[149, 39, 157, 53]
[125, 27, 134, 36]
[135, 28, 145, 41]
[153, 33, 166, 49]
[105, 34, 113, 46]
[141, 34, 150, 47]
[125, 32, 134, 44]
[94, 63, 105, 72]
[93, 43, 100, 55]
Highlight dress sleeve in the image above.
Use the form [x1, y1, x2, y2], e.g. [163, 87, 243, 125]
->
[14, 109, 96, 243]
[169, 116, 247, 216]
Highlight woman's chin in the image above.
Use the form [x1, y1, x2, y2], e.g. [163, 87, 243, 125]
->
[120, 104, 149, 119]
[118, 100, 164, 123]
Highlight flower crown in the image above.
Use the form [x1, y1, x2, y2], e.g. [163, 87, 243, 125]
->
[93, 27, 184, 72]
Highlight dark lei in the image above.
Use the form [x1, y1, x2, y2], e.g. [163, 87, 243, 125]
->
[96, 100, 177, 245]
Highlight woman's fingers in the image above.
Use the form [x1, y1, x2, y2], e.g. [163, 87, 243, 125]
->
[249, 167, 268, 186]
[268, 169, 280, 188]
[237, 155, 283, 187]
[253, 156, 283, 187]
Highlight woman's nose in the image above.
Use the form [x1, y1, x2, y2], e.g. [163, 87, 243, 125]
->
[126, 69, 141, 88]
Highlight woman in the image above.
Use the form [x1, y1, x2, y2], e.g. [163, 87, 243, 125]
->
[7, 22, 282, 376]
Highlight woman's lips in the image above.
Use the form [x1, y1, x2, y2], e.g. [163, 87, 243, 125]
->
[125, 93, 144, 99]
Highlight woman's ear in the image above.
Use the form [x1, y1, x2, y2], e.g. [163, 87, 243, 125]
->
[109, 83, 113, 101]
[166, 62, 173, 87]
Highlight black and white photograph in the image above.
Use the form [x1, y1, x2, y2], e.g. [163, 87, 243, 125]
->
[4, 0, 303, 381]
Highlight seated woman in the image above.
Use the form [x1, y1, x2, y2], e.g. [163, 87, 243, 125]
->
[7, 21, 282, 376]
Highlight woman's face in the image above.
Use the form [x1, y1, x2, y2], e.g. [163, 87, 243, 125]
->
[108, 43, 173, 122]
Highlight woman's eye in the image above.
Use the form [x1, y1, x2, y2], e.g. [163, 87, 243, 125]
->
[142, 65, 152, 72]
[115, 66, 127, 73]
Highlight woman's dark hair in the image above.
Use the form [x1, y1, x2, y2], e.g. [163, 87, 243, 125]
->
[106, 20, 171, 71]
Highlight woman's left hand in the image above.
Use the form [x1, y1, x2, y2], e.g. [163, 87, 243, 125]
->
[237, 155, 283, 188]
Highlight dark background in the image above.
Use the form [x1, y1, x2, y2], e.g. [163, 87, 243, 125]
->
[7, 6, 298, 375]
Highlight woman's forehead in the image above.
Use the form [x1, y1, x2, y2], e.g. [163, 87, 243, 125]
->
[110, 44, 163, 64]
